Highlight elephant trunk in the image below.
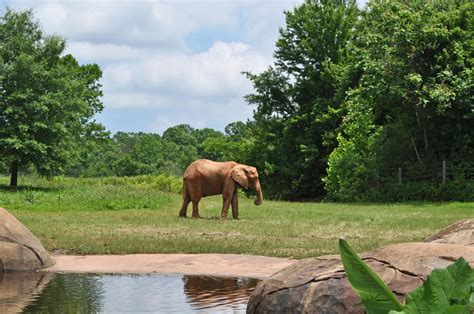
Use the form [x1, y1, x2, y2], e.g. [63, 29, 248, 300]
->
[254, 182, 263, 206]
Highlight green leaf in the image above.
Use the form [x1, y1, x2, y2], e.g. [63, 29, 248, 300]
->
[391, 258, 474, 314]
[339, 239, 403, 313]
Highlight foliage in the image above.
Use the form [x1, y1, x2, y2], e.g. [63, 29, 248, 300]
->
[59, 122, 256, 178]
[0, 9, 104, 185]
[324, 0, 474, 201]
[340, 239, 474, 314]
[339, 239, 403, 313]
[245, 0, 359, 200]
[391, 258, 474, 314]
[325, 93, 382, 201]
[365, 180, 474, 202]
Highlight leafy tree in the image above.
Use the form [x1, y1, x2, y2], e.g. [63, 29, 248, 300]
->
[245, 0, 358, 200]
[159, 140, 198, 175]
[324, 92, 382, 200]
[65, 125, 113, 177]
[193, 127, 224, 145]
[357, 0, 474, 166]
[162, 124, 197, 147]
[325, 0, 474, 200]
[224, 121, 248, 142]
[0, 9, 103, 186]
[109, 132, 164, 176]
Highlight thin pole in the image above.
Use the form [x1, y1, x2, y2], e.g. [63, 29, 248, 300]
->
[398, 168, 402, 185]
[442, 161, 446, 184]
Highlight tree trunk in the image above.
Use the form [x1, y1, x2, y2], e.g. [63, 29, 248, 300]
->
[10, 160, 19, 187]
[409, 130, 422, 163]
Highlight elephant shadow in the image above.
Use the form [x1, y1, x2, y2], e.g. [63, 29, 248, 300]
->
[182, 275, 260, 310]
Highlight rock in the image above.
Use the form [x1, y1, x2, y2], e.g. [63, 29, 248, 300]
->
[247, 242, 474, 314]
[0, 208, 54, 271]
[425, 219, 474, 246]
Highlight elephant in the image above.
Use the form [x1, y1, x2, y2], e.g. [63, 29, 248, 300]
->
[179, 159, 263, 219]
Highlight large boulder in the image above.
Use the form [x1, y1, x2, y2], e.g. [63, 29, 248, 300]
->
[247, 242, 474, 314]
[425, 219, 474, 246]
[0, 208, 54, 271]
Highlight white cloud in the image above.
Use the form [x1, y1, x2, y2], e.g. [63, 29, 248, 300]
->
[31, 0, 243, 51]
[67, 42, 147, 62]
[3, 0, 301, 132]
[102, 41, 268, 106]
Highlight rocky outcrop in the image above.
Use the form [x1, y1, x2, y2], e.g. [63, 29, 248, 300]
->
[425, 219, 474, 246]
[247, 242, 474, 313]
[0, 208, 54, 271]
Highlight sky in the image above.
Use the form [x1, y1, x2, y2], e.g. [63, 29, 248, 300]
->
[1, 0, 364, 134]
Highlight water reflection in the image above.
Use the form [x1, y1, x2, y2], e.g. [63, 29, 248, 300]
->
[184, 276, 259, 311]
[0, 272, 260, 313]
[0, 272, 52, 313]
[22, 273, 103, 313]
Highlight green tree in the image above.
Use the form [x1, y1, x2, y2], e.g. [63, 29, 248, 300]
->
[0, 9, 103, 186]
[358, 0, 473, 166]
[64, 125, 113, 177]
[224, 121, 248, 141]
[245, 0, 358, 199]
[109, 132, 164, 176]
[325, 0, 474, 200]
[324, 92, 382, 200]
[162, 124, 197, 147]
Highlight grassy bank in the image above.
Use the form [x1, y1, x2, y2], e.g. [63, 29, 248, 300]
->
[0, 176, 473, 258]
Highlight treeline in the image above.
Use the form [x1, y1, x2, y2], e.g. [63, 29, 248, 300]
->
[64, 122, 255, 178]
[1, 1, 473, 201]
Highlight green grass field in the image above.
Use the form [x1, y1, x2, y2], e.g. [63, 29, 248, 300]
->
[1, 176, 472, 258]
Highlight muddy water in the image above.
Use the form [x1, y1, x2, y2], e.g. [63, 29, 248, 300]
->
[0, 272, 260, 313]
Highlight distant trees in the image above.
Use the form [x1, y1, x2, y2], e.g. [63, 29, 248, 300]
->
[0, 9, 104, 186]
[62, 122, 256, 178]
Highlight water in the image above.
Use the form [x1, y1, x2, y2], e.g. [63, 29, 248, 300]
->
[0, 272, 260, 313]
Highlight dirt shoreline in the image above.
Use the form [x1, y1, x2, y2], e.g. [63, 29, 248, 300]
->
[43, 254, 297, 279]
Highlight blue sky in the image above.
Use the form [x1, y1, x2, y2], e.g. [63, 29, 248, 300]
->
[1, 0, 365, 134]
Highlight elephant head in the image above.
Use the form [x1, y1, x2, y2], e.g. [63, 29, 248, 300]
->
[231, 165, 263, 205]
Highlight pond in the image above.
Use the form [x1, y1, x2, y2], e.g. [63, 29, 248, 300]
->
[0, 272, 260, 313]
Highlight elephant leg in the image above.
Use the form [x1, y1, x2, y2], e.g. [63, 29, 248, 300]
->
[231, 190, 239, 219]
[221, 193, 232, 220]
[179, 190, 191, 217]
[191, 198, 201, 218]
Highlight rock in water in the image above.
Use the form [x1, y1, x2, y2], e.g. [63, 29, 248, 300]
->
[0, 208, 54, 271]
[247, 242, 474, 314]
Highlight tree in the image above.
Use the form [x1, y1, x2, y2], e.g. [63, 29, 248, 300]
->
[245, 0, 358, 199]
[0, 9, 103, 186]
[162, 124, 197, 147]
[325, 0, 474, 200]
[358, 0, 473, 166]
[224, 121, 248, 141]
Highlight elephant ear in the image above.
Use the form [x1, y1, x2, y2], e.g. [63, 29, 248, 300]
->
[231, 167, 249, 189]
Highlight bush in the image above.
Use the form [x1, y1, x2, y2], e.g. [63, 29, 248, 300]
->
[362, 179, 474, 202]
